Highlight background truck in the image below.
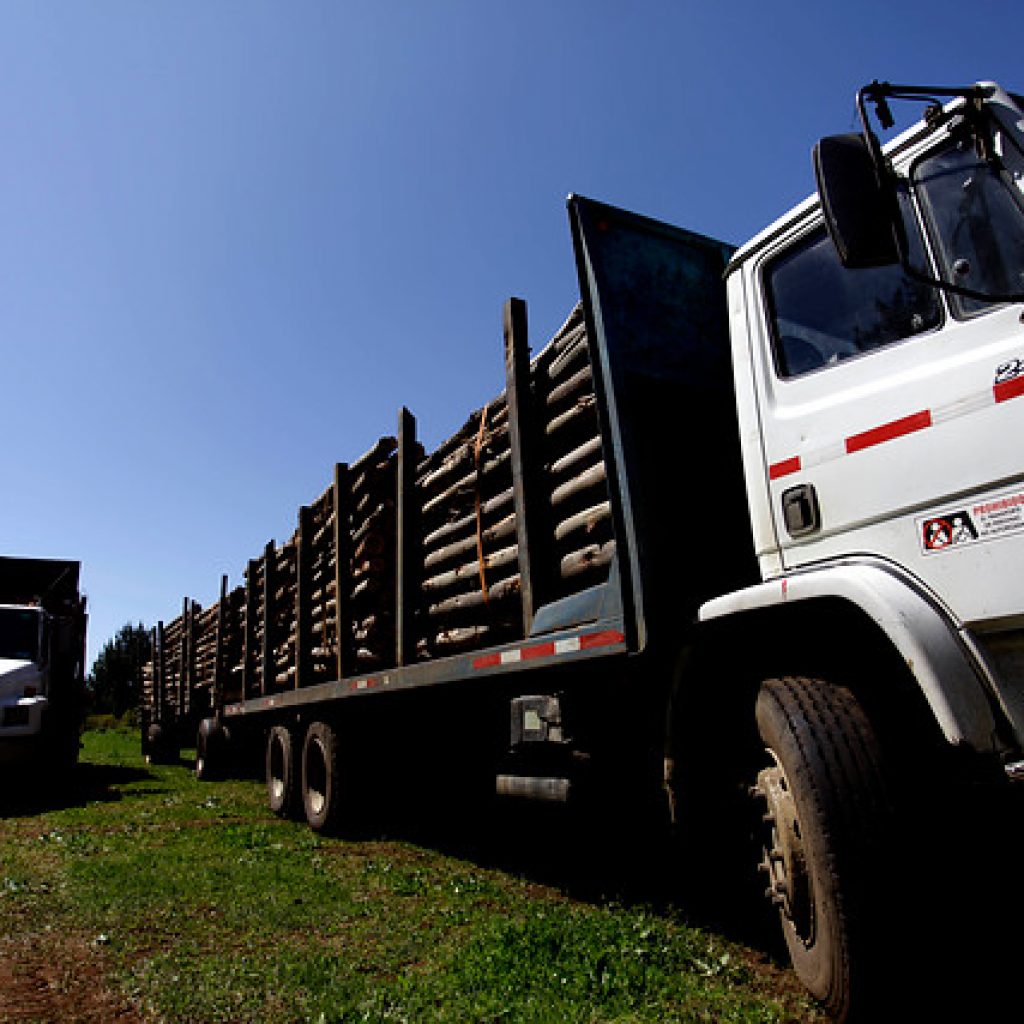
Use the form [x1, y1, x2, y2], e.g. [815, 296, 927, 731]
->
[0, 556, 88, 781]
[141, 80, 1024, 1021]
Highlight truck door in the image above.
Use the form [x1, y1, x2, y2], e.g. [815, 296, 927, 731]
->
[747, 119, 1024, 628]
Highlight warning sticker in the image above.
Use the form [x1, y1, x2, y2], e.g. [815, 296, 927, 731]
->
[918, 485, 1024, 555]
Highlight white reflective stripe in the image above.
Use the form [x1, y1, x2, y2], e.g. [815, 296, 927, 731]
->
[500, 649, 522, 664]
[554, 637, 581, 654]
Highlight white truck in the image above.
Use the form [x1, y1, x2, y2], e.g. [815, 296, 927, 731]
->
[143, 79, 1024, 1021]
[0, 556, 88, 782]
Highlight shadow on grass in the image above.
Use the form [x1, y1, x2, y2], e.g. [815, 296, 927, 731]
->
[0, 760, 156, 819]
[355, 782, 1024, 1019]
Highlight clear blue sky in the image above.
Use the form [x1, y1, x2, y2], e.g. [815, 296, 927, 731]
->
[0, 1, 1016, 669]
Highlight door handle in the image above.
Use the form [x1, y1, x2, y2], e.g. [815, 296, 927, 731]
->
[782, 484, 820, 537]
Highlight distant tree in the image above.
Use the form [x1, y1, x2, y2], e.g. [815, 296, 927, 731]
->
[88, 622, 151, 716]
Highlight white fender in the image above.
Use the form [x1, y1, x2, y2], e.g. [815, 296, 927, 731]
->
[699, 562, 999, 752]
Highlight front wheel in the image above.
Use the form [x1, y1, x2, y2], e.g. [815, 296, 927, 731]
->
[751, 677, 891, 1023]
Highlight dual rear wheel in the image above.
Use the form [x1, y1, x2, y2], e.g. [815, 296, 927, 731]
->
[265, 719, 345, 833]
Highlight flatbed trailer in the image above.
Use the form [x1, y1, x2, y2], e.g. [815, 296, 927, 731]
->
[143, 195, 753, 821]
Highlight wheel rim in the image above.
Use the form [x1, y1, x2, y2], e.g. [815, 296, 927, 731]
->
[753, 749, 814, 946]
[269, 734, 285, 803]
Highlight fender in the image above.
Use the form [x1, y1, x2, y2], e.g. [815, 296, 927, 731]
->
[699, 560, 1000, 753]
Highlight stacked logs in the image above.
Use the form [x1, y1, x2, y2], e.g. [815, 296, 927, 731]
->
[306, 482, 338, 685]
[346, 437, 399, 672]
[533, 305, 615, 597]
[161, 616, 185, 716]
[141, 301, 619, 726]
[243, 556, 266, 698]
[414, 396, 520, 658]
[221, 586, 246, 703]
[193, 602, 219, 690]
[269, 543, 298, 689]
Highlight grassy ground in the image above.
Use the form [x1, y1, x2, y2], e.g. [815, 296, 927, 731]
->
[0, 728, 823, 1023]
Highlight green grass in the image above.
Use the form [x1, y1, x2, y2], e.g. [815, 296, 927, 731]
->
[0, 729, 821, 1023]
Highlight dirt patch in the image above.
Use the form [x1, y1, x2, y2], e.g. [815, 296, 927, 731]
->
[0, 934, 147, 1024]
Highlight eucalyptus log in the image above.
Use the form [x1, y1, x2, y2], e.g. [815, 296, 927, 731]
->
[421, 487, 514, 549]
[423, 512, 516, 571]
[551, 461, 607, 507]
[553, 501, 612, 543]
[426, 574, 521, 619]
[350, 436, 397, 476]
[546, 365, 592, 411]
[420, 448, 512, 520]
[560, 540, 615, 579]
[421, 543, 519, 595]
[545, 394, 597, 438]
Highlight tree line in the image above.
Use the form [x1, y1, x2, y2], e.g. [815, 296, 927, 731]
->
[87, 622, 150, 717]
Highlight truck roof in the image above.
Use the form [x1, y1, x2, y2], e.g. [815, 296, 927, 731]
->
[0, 556, 81, 608]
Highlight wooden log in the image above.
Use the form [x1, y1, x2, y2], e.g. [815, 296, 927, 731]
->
[551, 461, 608, 507]
[549, 435, 603, 482]
[560, 540, 616, 579]
[545, 394, 597, 438]
[420, 447, 512, 520]
[350, 435, 397, 477]
[415, 401, 508, 479]
[545, 364, 592, 411]
[421, 543, 519, 595]
[423, 512, 516, 571]
[421, 487, 514, 550]
[426, 574, 521, 619]
[417, 421, 511, 498]
[553, 501, 612, 543]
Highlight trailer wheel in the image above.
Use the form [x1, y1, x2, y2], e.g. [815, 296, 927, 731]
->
[751, 677, 890, 1023]
[266, 725, 300, 817]
[195, 718, 229, 781]
[146, 723, 179, 766]
[302, 721, 341, 834]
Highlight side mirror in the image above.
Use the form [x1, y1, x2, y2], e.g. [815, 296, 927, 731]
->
[813, 133, 901, 268]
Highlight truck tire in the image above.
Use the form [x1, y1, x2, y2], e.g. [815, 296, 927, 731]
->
[301, 721, 341, 834]
[266, 725, 300, 817]
[146, 723, 179, 765]
[195, 718, 229, 780]
[751, 677, 890, 1024]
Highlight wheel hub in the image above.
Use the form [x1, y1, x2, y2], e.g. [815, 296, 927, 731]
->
[753, 751, 814, 944]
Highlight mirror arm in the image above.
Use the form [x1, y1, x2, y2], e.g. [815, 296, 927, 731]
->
[853, 81, 1024, 304]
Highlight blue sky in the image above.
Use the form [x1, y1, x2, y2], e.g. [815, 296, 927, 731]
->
[0, 1, 1017, 668]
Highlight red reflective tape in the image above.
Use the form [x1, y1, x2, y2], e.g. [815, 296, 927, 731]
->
[994, 376, 1024, 403]
[472, 652, 501, 670]
[580, 629, 626, 649]
[522, 642, 556, 661]
[769, 456, 801, 480]
[845, 410, 932, 454]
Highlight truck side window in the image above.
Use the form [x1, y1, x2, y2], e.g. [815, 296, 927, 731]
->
[765, 208, 941, 379]
[912, 128, 1024, 317]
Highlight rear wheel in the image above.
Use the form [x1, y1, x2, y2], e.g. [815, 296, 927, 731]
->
[195, 718, 230, 780]
[751, 677, 891, 1023]
[266, 725, 300, 817]
[302, 721, 341, 833]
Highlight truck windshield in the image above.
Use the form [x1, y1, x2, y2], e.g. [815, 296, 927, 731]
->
[0, 608, 41, 662]
[912, 119, 1024, 316]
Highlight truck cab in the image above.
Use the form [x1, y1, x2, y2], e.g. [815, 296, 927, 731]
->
[690, 81, 1024, 1019]
[706, 82, 1024, 760]
[0, 558, 86, 775]
[0, 604, 50, 748]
